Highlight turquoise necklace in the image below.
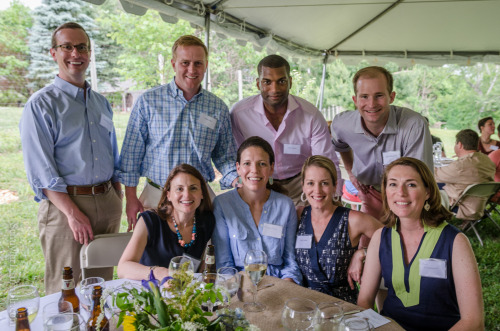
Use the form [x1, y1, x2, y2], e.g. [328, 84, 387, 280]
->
[172, 215, 197, 248]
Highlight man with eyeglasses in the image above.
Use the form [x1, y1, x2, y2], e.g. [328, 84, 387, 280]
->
[119, 35, 238, 229]
[19, 22, 122, 294]
[230, 55, 341, 205]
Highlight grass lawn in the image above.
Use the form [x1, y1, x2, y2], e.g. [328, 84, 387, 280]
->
[1, 107, 499, 329]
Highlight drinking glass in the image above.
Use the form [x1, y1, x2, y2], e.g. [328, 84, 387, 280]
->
[79, 277, 104, 311]
[281, 297, 317, 331]
[216, 267, 240, 307]
[198, 273, 219, 312]
[7, 285, 40, 326]
[316, 302, 343, 331]
[169, 256, 194, 294]
[44, 313, 86, 331]
[243, 250, 268, 312]
[343, 316, 371, 331]
[42, 301, 73, 326]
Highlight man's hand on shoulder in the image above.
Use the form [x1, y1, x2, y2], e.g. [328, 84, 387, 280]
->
[348, 173, 368, 195]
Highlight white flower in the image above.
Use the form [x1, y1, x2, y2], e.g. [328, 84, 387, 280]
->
[181, 321, 207, 331]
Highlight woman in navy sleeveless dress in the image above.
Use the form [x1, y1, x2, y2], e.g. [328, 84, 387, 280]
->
[118, 164, 215, 280]
[295, 156, 382, 303]
[358, 157, 484, 330]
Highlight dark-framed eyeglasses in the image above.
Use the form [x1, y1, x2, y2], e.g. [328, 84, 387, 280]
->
[53, 44, 90, 54]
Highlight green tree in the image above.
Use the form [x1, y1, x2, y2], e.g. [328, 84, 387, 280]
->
[27, 0, 99, 91]
[0, 0, 33, 106]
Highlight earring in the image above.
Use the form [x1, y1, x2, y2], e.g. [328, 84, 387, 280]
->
[300, 192, 307, 202]
[424, 200, 430, 211]
[269, 177, 273, 185]
[332, 195, 340, 202]
[237, 177, 242, 184]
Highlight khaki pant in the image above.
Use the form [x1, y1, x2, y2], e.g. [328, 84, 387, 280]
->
[275, 174, 304, 206]
[38, 188, 122, 294]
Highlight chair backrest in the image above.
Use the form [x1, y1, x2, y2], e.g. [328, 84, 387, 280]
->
[450, 182, 500, 215]
[80, 232, 132, 279]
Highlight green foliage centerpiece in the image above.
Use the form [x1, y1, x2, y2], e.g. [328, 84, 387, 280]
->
[111, 262, 258, 331]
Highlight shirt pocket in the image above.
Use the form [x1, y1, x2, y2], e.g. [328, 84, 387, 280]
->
[262, 235, 283, 265]
[228, 226, 249, 265]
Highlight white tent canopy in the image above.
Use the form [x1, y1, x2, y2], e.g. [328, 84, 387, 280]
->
[84, 0, 500, 66]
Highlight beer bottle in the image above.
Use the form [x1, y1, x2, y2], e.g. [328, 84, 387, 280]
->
[59, 266, 80, 313]
[15, 307, 31, 331]
[87, 285, 109, 331]
[203, 244, 216, 283]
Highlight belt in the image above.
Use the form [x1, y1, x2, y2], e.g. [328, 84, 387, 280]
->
[274, 172, 301, 183]
[67, 181, 112, 196]
[147, 178, 162, 190]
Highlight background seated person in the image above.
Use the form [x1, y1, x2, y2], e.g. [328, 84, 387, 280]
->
[435, 129, 495, 221]
[295, 156, 382, 303]
[477, 116, 500, 155]
[117, 164, 214, 280]
[212, 136, 302, 284]
[358, 157, 484, 331]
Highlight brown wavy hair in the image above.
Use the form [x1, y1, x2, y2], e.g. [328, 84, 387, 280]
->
[381, 157, 453, 227]
[156, 164, 212, 221]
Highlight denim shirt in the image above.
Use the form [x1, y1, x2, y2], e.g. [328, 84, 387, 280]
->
[212, 189, 302, 284]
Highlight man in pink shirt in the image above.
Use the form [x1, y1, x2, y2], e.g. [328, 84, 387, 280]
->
[230, 55, 341, 204]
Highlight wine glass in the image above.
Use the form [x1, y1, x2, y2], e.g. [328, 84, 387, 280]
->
[79, 277, 104, 311]
[7, 285, 40, 326]
[198, 273, 218, 312]
[169, 256, 194, 294]
[316, 302, 344, 331]
[216, 267, 240, 307]
[243, 249, 268, 312]
[42, 301, 73, 326]
[343, 316, 372, 331]
[281, 297, 318, 330]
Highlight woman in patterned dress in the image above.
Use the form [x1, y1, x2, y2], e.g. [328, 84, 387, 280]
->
[295, 156, 382, 303]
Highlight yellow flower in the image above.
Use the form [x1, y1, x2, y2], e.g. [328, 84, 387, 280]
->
[122, 312, 137, 331]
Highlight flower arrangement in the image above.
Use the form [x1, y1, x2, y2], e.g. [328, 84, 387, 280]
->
[110, 263, 258, 331]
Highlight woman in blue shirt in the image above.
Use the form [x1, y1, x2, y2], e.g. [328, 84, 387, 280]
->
[212, 136, 302, 284]
[358, 157, 484, 330]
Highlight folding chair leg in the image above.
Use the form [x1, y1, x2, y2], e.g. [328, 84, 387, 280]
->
[469, 223, 484, 247]
[484, 211, 500, 231]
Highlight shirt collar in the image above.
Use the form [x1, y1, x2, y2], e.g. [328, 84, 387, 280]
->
[255, 94, 296, 119]
[168, 78, 204, 101]
[53, 75, 89, 101]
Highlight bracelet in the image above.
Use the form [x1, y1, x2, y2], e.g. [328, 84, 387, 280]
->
[149, 265, 158, 278]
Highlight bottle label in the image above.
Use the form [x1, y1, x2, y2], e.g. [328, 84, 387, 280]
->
[61, 279, 75, 290]
[205, 255, 215, 265]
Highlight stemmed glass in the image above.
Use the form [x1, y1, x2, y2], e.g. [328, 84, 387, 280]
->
[281, 297, 318, 330]
[7, 285, 40, 326]
[79, 277, 104, 311]
[243, 250, 268, 312]
[216, 267, 240, 307]
[316, 302, 344, 330]
[342, 316, 372, 331]
[169, 256, 194, 294]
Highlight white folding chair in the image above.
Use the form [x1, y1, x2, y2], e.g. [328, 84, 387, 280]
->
[80, 233, 133, 279]
[449, 182, 500, 246]
[341, 195, 363, 211]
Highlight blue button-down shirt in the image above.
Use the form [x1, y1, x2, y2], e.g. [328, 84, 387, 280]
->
[118, 79, 238, 189]
[212, 189, 303, 284]
[19, 76, 120, 202]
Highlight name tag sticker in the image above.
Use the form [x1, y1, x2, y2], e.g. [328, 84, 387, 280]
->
[419, 258, 447, 279]
[199, 113, 217, 130]
[182, 253, 201, 272]
[100, 114, 114, 132]
[262, 223, 283, 239]
[284, 144, 301, 155]
[295, 235, 312, 249]
[491, 145, 499, 151]
[382, 150, 401, 165]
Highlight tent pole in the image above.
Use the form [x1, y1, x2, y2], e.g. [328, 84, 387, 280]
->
[318, 53, 329, 113]
[204, 13, 211, 91]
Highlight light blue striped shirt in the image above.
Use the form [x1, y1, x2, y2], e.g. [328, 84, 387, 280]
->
[19, 76, 120, 202]
[118, 79, 237, 189]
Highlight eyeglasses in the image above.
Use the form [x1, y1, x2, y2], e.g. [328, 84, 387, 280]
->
[53, 44, 90, 54]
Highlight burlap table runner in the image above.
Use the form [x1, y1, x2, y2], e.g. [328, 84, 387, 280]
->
[229, 273, 404, 331]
